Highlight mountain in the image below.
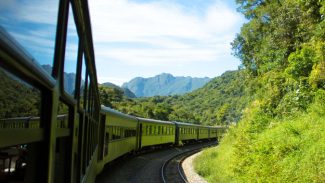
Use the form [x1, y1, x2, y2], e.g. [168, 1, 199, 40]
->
[101, 82, 136, 98]
[42, 64, 77, 95]
[110, 70, 249, 125]
[122, 73, 211, 97]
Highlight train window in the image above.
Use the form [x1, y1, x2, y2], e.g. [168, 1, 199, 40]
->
[122, 128, 125, 138]
[79, 55, 87, 108]
[0, 0, 59, 75]
[64, 4, 79, 96]
[57, 101, 69, 129]
[104, 133, 109, 156]
[0, 68, 41, 129]
[158, 126, 161, 135]
[83, 75, 90, 110]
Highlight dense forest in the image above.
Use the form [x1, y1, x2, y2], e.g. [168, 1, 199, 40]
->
[99, 0, 325, 182]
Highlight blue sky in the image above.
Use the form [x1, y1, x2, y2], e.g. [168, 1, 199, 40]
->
[0, 0, 245, 87]
[89, 0, 245, 86]
[0, 0, 79, 76]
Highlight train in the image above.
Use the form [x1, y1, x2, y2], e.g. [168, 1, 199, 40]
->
[97, 106, 225, 169]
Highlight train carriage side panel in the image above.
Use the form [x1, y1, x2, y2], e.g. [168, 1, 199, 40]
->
[138, 118, 175, 148]
[198, 126, 210, 140]
[100, 106, 138, 164]
[174, 122, 200, 144]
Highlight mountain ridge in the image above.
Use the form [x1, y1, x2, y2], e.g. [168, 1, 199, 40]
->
[122, 73, 211, 97]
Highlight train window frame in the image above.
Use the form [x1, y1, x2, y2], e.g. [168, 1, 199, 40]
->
[63, 3, 79, 96]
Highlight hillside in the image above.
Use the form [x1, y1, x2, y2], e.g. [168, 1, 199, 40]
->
[102, 70, 250, 125]
[122, 73, 211, 97]
[101, 82, 136, 98]
[0, 68, 40, 118]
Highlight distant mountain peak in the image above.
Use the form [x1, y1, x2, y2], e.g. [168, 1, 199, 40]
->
[122, 73, 211, 97]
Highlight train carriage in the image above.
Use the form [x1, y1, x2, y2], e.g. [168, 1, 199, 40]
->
[138, 118, 175, 148]
[100, 106, 138, 164]
[174, 122, 200, 145]
[198, 126, 210, 140]
[209, 126, 226, 141]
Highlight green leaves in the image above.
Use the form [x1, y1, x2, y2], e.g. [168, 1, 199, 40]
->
[286, 46, 316, 79]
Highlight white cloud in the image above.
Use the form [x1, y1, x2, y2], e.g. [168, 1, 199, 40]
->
[89, 0, 242, 63]
[88, 0, 244, 83]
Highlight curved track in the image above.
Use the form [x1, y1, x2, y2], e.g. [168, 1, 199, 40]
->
[96, 142, 216, 183]
[161, 142, 214, 183]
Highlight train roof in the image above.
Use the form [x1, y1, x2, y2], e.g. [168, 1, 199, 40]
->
[208, 126, 225, 129]
[101, 105, 137, 120]
[174, 121, 226, 129]
[137, 117, 174, 125]
[173, 121, 202, 127]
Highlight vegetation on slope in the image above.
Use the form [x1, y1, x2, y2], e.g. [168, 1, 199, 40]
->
[195, 91, 325, 182]
[194, 0, 325, 182]
[0, 69, 41, 118]
[99, 70, 251, 125]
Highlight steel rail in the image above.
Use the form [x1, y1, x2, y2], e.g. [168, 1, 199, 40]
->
[161, 142, 216, 183]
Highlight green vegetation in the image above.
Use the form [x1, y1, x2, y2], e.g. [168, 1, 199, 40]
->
[195, 91, 325, 182]
[0, 69, 41, 118]
[194, 0, 325, 182]
[100, 70, 251, 125]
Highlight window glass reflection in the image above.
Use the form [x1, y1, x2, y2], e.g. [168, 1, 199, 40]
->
[0, 67, 41, 129]
[80, 55, 87, 108]
[0, 0, 59, 75]
[64, 5, 79, 95]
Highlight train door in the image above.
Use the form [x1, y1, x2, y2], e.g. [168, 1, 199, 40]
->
[175, 123, 179, 145]
[98, 114, 105, 161]
[196, 128, 199, 140]
[139, 123, 142, 149]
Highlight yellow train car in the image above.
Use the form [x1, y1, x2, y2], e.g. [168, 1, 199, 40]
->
[209, 126, 225, 141]
[100, 106, 138, 165]
[175, 122, 200, 145]
[198, 126, 210, 140]
[138, 118, 175, 148]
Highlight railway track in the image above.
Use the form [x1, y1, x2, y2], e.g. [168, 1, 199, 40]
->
[96, 141, 217, 183]
[161, 142, 216, 183]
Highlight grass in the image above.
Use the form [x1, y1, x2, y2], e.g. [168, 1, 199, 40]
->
[194, 90, 325, 182]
